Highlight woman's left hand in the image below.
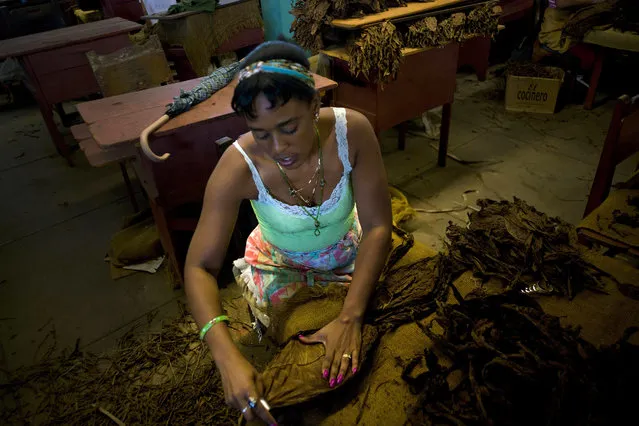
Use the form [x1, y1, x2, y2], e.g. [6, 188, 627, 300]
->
[298, 315, 362, 387]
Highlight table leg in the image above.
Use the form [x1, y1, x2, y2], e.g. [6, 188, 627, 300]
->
[584, 48, 604, 110]
[150, 198, 183, 289]
[438, 103, 452, 167]
[119, 161, 140, 213]
[21, 56, 73, 165]
[397, 122, 407, 151]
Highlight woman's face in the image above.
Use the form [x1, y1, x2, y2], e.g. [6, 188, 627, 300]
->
[246, 93, 318, 170]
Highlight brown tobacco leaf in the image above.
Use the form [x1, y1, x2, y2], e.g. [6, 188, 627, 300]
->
[347, 21, 403, 84]
[406, 2, 502, 49]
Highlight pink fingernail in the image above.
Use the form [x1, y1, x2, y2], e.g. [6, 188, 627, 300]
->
[298, 334, 303, 339]
[352, 367, 358, 374]
[322, 369, 329, 379]
[337, 374, 343, 384]
[329, 378, 336, 388]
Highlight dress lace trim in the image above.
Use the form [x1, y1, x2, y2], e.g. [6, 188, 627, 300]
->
[233, 107, 352, 217]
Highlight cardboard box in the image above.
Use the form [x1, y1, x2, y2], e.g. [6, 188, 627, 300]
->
[505, 67, 565, 114]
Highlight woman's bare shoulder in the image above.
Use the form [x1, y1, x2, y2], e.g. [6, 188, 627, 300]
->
[206, 135, 259, 201]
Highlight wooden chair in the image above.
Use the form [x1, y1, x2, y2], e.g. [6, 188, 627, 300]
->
[583, 94, 639, 217]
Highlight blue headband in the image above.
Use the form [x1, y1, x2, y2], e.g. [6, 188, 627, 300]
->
[238, 59, 315, 89]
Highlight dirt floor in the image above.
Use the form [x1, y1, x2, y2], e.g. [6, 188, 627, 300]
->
[0, 70, 636, 375]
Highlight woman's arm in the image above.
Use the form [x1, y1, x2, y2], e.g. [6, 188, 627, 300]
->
[341, 110, 392, 323]
[184, 147, 275, 424]
[300, 110, 392, 386]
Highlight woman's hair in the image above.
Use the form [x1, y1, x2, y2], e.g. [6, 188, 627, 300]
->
[231, 41, 316, 119]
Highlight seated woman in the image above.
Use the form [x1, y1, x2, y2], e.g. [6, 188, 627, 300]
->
[184, 41, 392, 424]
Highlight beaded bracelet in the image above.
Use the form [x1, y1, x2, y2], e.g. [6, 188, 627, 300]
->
[199, 315, 230, 341]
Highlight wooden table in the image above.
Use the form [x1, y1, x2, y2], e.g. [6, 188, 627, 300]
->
[74, 73, 338, 287]
[324, 43, 459, 166]
[0, 18, 142, 164]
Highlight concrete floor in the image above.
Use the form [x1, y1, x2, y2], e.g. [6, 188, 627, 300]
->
[0, 72, 636, 372]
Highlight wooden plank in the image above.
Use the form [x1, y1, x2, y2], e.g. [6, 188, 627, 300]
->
[330, 0, 468, 29]
[81, 73, 337, 149]
[28, 34, 132, 75]
[0, 18, 142, 59]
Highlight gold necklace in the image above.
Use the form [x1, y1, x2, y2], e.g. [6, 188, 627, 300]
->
[275, 125, 325, 236]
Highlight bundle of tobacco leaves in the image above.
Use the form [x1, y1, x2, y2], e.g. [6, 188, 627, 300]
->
[290, 0, 331, 53]
[464, 2, 502, 40]
[0, 306, 235, 425]
[405, 3, 502, 49]
[290, 0, 407, 52]
[439, 12, 467, 42]
[446, 198, 604, 298]
[405, 16, 442, 48]
[347, 21, 403, 84]
[404, 294, 639, 426]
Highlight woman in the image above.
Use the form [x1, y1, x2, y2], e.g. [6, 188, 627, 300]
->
[185, 41, 392, 424]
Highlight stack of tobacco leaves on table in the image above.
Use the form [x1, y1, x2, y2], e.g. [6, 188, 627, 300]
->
[405, 2, 502, 49]
[290, 0, 407, 52]
[347, 21, 403, 85]
[290, 0, 332, 53]
[446, 198, 605, 298]
[404, 294, 639, 426]
[0, 306, 235, 425]
[464, 2, 502, 39]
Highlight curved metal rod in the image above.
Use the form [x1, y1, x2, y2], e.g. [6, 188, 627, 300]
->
[139, 114, 171, 162]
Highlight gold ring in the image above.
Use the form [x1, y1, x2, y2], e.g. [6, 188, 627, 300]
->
[342, 353, 352, 359]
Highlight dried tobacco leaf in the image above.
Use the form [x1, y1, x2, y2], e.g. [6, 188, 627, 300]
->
[291, 0, 331, 52]
[406, 295, 639, 426]
[446, 198, 605, 298]
[464, 2, 502, 40]
[405, 2, 502, 49]
[347, 21, 403, 84]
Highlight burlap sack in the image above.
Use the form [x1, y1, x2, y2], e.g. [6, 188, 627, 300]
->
[259, 230, 454, 409]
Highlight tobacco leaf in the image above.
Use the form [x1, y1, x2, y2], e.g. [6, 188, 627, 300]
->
[347, 21, 403, 85]
[405, 294, 639, 426]
[446, 198, 605, 298]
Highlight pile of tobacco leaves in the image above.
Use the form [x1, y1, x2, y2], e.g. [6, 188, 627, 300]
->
[446, 198, 605, 298]
[290, 0, 407, 52]
[0, 304, 235, 425]
[291, 1, 501, 84]
[347, 21, 404, 85]
[405, 2, 502, 50]
[505, 61, 564, 79]
[404, 294, 639, 426]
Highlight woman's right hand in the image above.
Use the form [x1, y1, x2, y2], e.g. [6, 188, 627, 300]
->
[217, 351, 277, 425]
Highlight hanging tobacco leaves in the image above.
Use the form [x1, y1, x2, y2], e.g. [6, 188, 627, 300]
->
[406, 16, 443, 48]
[347, 21, 403, 84]
[405, 294, 639, 426]
[406, 3, 502, 49]
[464, 2, 502, 39]
[446, 198, 605, 298]
[290, 0, 408, 52]
[290, 0, 332, 52]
